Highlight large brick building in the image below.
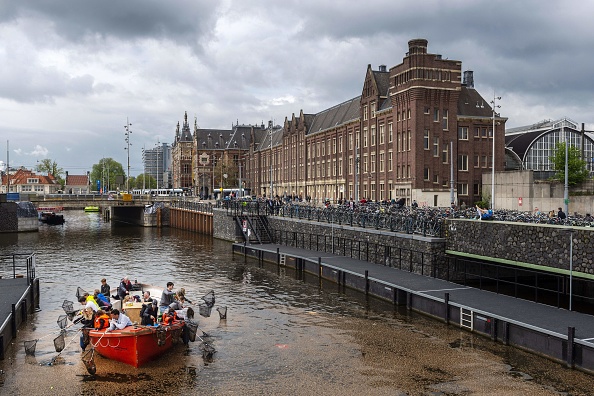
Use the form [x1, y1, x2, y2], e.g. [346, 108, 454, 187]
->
[174, 38, 505, 206]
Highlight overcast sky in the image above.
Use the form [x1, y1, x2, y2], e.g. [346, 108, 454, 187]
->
[1, 0, 593, 176]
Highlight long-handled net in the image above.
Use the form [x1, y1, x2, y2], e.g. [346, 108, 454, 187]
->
[198, 303, 212, 318]
[61, 300, 74, 314]
[216, 306, 227, 320]
[200, 341, 216, 362]
[24, 340, 37, 356]
[81, 349, 96, 375]
[57, 315, 68, 329]
[201, 290, 215, 308]
[53, 331, 66, 352]
[186, 320, 198, 342]
[76, 287, 88, 300]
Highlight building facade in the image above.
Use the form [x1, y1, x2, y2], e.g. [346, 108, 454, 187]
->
[172, 38, 506, 206]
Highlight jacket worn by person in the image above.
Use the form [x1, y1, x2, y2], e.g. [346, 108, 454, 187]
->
[94, 313, 110, 330]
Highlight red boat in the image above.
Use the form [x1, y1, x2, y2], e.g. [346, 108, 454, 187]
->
[88, 321, 186, 368]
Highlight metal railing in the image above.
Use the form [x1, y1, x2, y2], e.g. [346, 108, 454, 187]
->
[0, 253, 36, 284]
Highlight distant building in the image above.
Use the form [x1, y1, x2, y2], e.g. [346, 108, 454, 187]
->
[505, 118, 594, 179]
[143, 143, 171, 189]
[1, 168, 60, 195]
[64, 171, 90, 194]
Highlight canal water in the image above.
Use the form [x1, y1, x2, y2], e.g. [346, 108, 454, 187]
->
[0, 211, 592, 395]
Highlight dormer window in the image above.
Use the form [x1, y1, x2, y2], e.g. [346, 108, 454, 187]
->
[27, 178, 39, 183]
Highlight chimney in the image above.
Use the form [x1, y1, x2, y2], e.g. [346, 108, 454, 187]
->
[463, 70, 474, 88]
[379, 65, 387, 72]
[408, 39, 428, 55]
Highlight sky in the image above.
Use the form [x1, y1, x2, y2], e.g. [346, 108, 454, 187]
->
[1, 0, 593, 176]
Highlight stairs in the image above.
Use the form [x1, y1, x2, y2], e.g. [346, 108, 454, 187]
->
[236, 215, 273, 244]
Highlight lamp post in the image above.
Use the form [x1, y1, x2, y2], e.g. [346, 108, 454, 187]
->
[269, 126, 273, 198]
[490, 95, 501, 210]
[124, 118, 132, 193]
[563, 122, 569, 215]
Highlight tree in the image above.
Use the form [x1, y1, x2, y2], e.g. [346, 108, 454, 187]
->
[90, 158, 125, 192]
[213, 157, 238, 189]
[550, 142, 590, 185]
[133, 174, 156, 189]
[37, 159, 64, 186]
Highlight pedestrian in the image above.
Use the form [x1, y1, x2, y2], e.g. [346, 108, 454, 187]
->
[557, 207, 566, 220]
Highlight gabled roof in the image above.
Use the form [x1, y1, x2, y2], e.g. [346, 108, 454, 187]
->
[457, 86, 494, 118]
[65, 174, 88, 186]
[372, 70, 390, 97]
[307, 96, 361, 135]
[195, 128, 234, 150]
[178, 112, 193, 142]
[5, 168, 58, 185]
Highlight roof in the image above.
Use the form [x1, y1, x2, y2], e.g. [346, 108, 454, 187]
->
[307, 96, 361, 135]
[4, 168, 58, 185]
[457, 86, 494, 118]
[65, 174, 88, 186]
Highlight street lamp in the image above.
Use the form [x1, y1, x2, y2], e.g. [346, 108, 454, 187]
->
[124, 118, 132, 193]
[563, 122, 569, 215]
[490, 95, 501, 210]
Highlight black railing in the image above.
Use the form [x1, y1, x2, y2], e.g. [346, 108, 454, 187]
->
[171, 200, 214, 213]
[0, 253, 36, 285]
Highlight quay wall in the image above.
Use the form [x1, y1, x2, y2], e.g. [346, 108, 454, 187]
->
[445, 219, 594, 279]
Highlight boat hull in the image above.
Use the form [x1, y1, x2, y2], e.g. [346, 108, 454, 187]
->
[88, 322, 185, 368]
[84, 206, 100, 212]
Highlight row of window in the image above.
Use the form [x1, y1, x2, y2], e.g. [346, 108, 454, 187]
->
[458, 126, 493, 140]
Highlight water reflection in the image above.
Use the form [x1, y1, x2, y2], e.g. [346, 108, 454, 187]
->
[0, 211, 592, 395]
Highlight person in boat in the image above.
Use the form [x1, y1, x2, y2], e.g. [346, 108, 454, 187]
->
[79, 295, 99, 313]
[177, 288, 192, 304]
[161, 307, 180, 325]
[140, 300, 159, 326]
[117, 276, 132, 300]
[106, 309, 133, 331]
[159, 282, 176, 314]
[94, 309, 110, 330]
[94, 289, 111, 310]
[100, 278, 110, 301]
[142, 291, 154, 303]
[169, 295, 185, 311]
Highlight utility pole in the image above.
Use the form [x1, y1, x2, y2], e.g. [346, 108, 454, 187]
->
[124, 118, 132, 193]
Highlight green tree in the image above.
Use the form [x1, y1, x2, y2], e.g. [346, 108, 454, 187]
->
[550, 142, 590, 185]
[37, 159, 64, 186]
[90, 158, 125, 192]
[133, 174, 156, 189]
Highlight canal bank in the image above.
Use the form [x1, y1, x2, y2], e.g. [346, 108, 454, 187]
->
[233, 242, 594, 374]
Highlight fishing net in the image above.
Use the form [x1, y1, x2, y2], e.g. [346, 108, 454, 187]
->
[24, 340, 37, 356]
[171, 328, 182, 344]
[186, 320, 198, 342]
[201, 290, 215, 307]
[156, 326, 167, 347]
[57, 315, 68, 329]
[216, 306, 227, 320]
[198, 303, 212, 318]
[61, 300, 74, 314]
[76, 287, 88, 300]
[82, 349, 96, 375]
[67, 311, 77, 321]
[53, 331, 65, 352]
[200, 342, 216, 361]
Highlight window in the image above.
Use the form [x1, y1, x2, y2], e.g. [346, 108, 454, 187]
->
[433, 174, 439, 184]
[433, 136, 439, 156]
[349, 157, 353, 175]
[407, 109, 411, 119]
[379, 152, 385, 172]
[482, 127, 488, 138]
[388, 122, 393, 143]
[371, 126, 376, 146]
[482, 155, 488, 168]
[424, 106, 430, 114]
[379, 124, 384, 144]
[458, 154, 468, 171]
[434, 108, 439, 122]
[339, 136, 343, 153]
[442, 178, 449, 187]
[371, 102, 376, 118]
[348, 133, 353, 150]
[363, 154, 368, 173]
[457, 183, 468, 195]
[474, 127, 481, 138]
[442, 109, 449, 130]
[363, 105, 368, 121]
[473, 183, 480, 195]
[388, 150, 393, 171]
[424, 130, 430, 150]
[370, 153, 376, 173]
[363, 127, 368, 147]
[458, 127, 468, 140]
[442, 144, 449, 163]
[339, 158, 343, 176]
[424, 167, 430, 181]
[27, 178, 39, 184]
[407, 130, 411, 151]
[474, 155, 480, 168]
[407, 165, 411, 178]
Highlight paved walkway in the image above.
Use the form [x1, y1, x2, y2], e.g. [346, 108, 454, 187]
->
[242, 243, 594, 342]
[0, 278, 29, 327]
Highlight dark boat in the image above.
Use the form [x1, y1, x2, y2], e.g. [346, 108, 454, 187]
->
[39, 211, 65, 225]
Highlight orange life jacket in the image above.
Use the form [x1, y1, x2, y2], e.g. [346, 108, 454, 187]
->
[162, 311, 178, 325]
[94, 313, 110, 330]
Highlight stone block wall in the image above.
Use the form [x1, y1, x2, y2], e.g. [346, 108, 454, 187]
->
[0, 203, 18, 232]
[446, 219, 594, 275]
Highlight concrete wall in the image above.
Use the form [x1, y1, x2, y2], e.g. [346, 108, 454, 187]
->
[485, 170, 594, 215]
